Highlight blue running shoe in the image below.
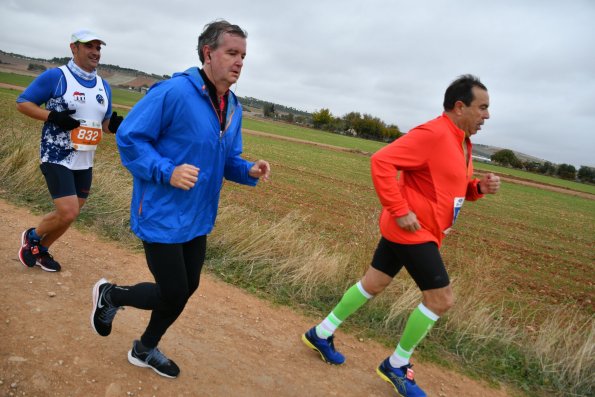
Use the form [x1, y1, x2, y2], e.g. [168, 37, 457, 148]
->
[376, 358, 426, 397]
[301, 326, 345, 365]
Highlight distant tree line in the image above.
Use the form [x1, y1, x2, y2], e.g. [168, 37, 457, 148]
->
[27, 63, 46, 72]
[252, 99, 402, 142]
[491, 149, 594, 183]
[311, 109, 402, 142]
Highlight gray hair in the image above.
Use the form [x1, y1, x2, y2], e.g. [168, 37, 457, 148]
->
[197, 20, 247, 64]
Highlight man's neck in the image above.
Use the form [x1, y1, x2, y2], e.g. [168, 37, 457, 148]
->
[202, 68, 229, 97]
[68, 59, 96, 81]
[444, 112, 470, 138]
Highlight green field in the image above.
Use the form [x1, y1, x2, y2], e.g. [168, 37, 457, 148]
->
[110, 87, 144, 108]
[0, 71, 36, 86]
[0, 83, 593, 396]
[475, 161, 595, 195]
[243, 117, 386, 153]
[243, 118, 594, 196]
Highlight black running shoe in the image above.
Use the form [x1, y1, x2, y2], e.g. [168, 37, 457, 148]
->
[128, 340, 180, 378]
[91, 278, 121, 336]
[18, 228, 39, 268]
[35, 251, 61, 272]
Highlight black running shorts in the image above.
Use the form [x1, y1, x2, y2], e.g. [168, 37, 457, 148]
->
[370, 237, 450, 291]
[40, 162, 93, 199]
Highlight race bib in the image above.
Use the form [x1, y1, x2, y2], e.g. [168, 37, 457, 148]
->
[71, 119, 102, 151]
[444, 197, 465, 235]
[452, 197, 465, 225]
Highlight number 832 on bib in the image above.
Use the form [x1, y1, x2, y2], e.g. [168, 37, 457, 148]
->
[71, 119, 102, 151]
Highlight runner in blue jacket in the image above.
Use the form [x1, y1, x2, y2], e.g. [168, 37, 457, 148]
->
[117, 63, 256, 243]
[90, 20, 270, 378]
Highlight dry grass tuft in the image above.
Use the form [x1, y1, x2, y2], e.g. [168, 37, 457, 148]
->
[533, 307, 594, 392]
[210, 206, 351, 299]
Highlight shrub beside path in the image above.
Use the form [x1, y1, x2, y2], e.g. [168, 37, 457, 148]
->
[0, 198, 513, 396]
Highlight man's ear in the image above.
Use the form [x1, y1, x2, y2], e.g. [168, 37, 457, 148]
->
[454, 100, 465, 115]
[203, 46, 211, 63]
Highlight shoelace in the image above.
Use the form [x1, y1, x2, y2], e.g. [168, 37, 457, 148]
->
[328, 335, 338, 351]
[146, 347, 170, 366]
[99, 304, 122, 324]
[387, 363, 417, 386]
[38, 251, 55, 261]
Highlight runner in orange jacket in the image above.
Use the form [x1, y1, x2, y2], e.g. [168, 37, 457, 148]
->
[302, 75, 501, 397]
[372, 109, 484, 248]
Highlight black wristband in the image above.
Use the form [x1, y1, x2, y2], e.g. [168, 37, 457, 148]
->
[477, 182, 482, 194]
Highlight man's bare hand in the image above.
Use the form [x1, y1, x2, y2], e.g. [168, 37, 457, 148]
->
[170, 164, 200, 190]
[479, 172, 500, 194]
[396, 211, 420, 232]
[249, 159, 271, 181]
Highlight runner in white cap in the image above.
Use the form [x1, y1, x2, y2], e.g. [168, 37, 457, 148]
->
[16, 29, 123, 272]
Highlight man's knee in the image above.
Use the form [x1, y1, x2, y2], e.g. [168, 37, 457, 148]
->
[361, 267, 393, 296]
[54, 197, 81, 224]
[57, 206, 80, 224]
[422, 286, 454, 316]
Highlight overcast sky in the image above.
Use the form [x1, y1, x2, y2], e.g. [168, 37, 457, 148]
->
[2, 0, 594, 167]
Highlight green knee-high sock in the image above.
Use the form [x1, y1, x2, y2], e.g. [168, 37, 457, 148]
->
[390, 303, 439, 368]
[315, 281, 373, 338]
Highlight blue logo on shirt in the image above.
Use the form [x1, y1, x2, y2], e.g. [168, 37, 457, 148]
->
[96, 94, 104, 105]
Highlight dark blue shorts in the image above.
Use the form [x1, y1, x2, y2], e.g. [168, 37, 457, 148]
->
[370, 237, 450, 291]
[40, 162, 93, 199]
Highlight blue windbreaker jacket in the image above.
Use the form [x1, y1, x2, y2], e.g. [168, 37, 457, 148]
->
[116, 67, 258, 243]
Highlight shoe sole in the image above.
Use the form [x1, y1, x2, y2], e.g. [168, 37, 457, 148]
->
[17, 229, 36, 268]
[127, 350, 178, 378]
[301, 333, 344, 365]
[90, 278, 108, 336]
[35, 260, 60, 272]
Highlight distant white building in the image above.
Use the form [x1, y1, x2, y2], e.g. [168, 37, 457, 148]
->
[472, 155, 491, 163]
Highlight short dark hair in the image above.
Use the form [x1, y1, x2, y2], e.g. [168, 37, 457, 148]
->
[443, 74, 487, 111]
[197, 20, 247, 64]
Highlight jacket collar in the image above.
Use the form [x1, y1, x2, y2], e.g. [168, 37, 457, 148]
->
[441, 112, 466, 141]
[172, 67, 239, 133]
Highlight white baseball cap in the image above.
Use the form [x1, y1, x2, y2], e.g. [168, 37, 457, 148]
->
[71, 29, 106, 45]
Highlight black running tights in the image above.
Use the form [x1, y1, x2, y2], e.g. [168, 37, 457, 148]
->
[109, 235, 206, 348]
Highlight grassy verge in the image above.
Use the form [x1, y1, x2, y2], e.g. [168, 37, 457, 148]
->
[1, 88, 593, 396]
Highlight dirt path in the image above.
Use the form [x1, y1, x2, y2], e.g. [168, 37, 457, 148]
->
[0, 199, 514, 397]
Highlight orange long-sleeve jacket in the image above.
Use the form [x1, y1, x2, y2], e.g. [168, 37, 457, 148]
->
[370, 113, 484, 248]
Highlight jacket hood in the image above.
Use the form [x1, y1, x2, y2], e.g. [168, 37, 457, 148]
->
[171, 67, 207, 96]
